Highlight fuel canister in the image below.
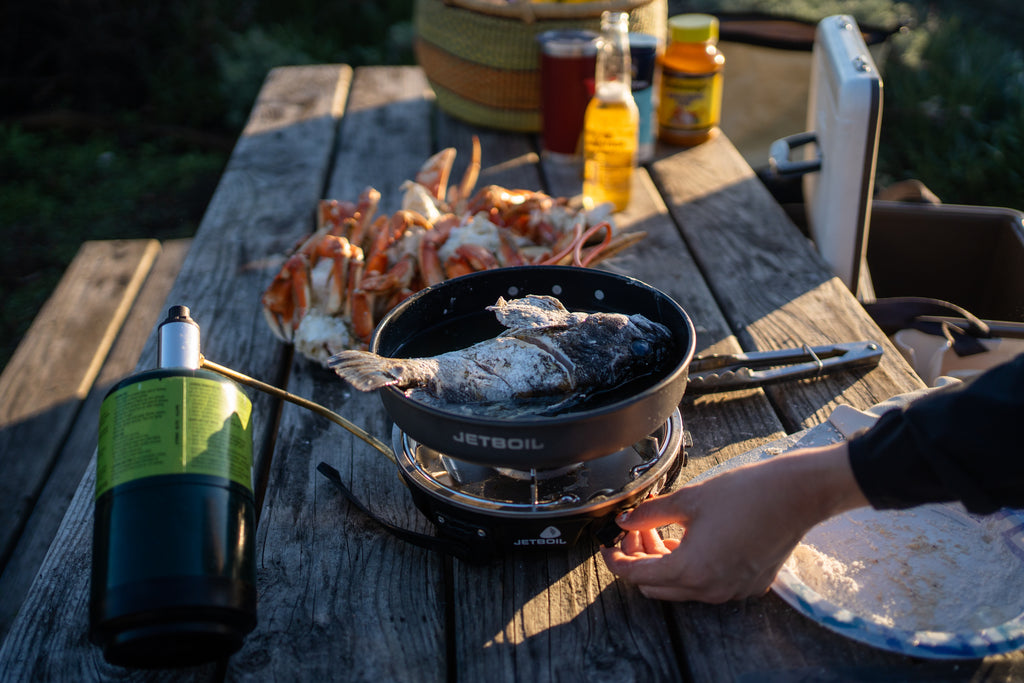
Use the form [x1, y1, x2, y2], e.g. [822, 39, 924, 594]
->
[89, 305, 257, 668]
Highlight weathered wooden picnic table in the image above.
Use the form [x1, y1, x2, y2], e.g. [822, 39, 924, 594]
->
[2, 64, 1021, 681]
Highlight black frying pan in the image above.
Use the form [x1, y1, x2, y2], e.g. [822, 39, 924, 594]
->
[370, 266, 696, 469]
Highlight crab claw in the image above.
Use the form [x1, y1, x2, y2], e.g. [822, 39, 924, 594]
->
[261, 253, 312, 342]
[319, 187, 382, 246]
[415, 147, 456, 201]
[348, 187, 381, 246]
[445, 243, 500, 279]
[318, 199, 358, 233]
[349, 289, 376, 344]
[400, 180, 444, 223]
[313, 235, 362, 314]
[359, 254, 416, 294]
[446, 135, 481, 211]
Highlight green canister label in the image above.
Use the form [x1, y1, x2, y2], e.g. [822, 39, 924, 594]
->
[97, 374, 253, 498]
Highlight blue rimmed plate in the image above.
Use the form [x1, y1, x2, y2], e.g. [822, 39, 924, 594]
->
[773, 505, 1024, 659]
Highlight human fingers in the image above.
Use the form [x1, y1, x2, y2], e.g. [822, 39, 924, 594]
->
[616, 489, 694, 531]
[600, 545, 659, 577]
[638, 527, 671, 554]
[613, 526, 672, 561]
[619, 530, 645, 555]
[605, 543, 774, 603]
[619, 529, 665, 555]
[600, 549, 730, 603]
[600, 542, 684, 586]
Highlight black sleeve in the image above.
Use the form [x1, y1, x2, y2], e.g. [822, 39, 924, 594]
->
[847, 353, 1024, 514]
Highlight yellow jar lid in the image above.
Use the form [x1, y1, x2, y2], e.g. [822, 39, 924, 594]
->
[669, 14, 719, 43]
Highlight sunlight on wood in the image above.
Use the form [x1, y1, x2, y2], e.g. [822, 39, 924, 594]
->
[244, 65, 352, 136]
[484, 572, 599, 647]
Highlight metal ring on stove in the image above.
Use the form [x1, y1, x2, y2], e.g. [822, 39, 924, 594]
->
[391, 408, 683, 518]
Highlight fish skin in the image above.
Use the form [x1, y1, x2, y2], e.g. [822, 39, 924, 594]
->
[328, 294, 673, 411]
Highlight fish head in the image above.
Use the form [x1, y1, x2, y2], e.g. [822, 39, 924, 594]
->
[567, 312, 676, 384]
[621, 313, 675, 369]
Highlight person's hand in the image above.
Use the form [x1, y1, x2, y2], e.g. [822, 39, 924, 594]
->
[601, 441, 868, 603]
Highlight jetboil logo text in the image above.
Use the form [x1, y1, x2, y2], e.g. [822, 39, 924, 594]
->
[452, 432, 545, 450]
[513, 526, 566, 546]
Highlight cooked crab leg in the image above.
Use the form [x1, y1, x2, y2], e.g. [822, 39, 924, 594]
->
[581, 231, 648, 266]
[415, 148, 455, 201]
[447, 135, 481, 211]
[444, 243, 500, 279]
[538, 216, 584, 266]
[261, 253, 312, 341]
[573, 222, 614, 267]
[314, 235, 362, 314]
[364, 210, 432, 274]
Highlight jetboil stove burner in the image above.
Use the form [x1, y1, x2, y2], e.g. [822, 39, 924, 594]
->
[384, 408, 686, 562]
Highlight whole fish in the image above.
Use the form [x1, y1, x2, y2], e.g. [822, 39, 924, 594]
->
[328, 294, 674, 416]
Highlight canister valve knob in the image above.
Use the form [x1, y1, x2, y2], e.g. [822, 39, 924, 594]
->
[157, 305, 201, 369]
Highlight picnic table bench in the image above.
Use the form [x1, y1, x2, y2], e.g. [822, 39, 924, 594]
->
[1, 64, 1020, 681]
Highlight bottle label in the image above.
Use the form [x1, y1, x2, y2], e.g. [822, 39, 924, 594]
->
[658, 68, 722, 133]
[97, 375, 254, 498]
[582, 96, 638, 211]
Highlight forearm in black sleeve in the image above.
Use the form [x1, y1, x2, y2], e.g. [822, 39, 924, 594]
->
[848, 353, 1024, 514]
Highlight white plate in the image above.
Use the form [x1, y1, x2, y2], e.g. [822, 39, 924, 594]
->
[692, 422, 1024, 659]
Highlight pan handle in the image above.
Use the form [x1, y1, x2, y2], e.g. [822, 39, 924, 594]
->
[687, 341, 882, 393]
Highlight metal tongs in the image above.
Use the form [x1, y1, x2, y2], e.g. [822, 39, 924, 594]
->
[687, 340, 883, 394]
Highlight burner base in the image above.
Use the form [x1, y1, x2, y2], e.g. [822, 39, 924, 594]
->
[391, 409, 686, 561]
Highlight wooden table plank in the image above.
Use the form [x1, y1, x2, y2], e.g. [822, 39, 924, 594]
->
[0, 64, 351, 681]
[325, 65, 437, 212]
[229, 65, 449, 682]
[644, 137, 920, 681]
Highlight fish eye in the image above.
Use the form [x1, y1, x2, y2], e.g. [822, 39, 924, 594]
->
[630, 339, 652, 356]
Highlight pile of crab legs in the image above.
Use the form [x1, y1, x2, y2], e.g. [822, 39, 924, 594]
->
[261, 137, 645, 358]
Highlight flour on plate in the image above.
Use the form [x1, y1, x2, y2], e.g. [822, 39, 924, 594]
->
[784, 504, 1024, 632]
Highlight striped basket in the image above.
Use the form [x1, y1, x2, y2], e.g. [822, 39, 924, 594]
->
[414, 0, 667, 132]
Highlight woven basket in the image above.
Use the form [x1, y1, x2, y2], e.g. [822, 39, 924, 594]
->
[414, 0, 667, 132]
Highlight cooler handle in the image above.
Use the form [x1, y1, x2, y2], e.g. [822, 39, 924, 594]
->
[768, 131, 822, 178]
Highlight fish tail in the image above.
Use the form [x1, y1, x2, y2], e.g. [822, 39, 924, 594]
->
[328, 349, 408, 392]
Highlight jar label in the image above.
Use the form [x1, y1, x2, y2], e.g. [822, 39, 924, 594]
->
[97, 375, 253, 498]
[658, 69, 723, 133]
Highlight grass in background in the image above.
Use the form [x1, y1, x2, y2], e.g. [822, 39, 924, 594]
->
[0, 126, 227, 366]
[876, 5, 1024, 207]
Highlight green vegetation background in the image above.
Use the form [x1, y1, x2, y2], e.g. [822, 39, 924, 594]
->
[2, 0, 1022, 370]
